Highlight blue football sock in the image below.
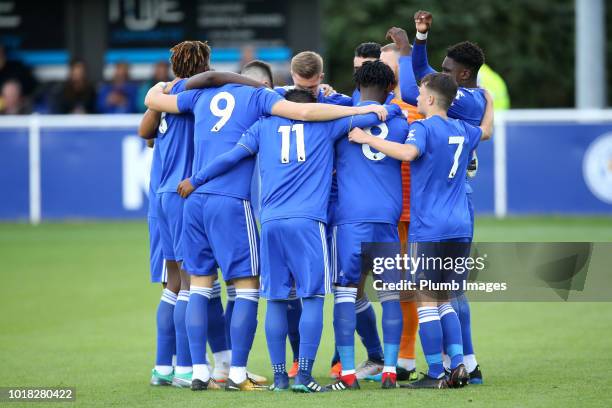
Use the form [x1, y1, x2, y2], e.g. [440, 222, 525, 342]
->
[266, 300, 289, 366]
[451, 293, 474, 355]
[438, 303, 464, 369]
[186, 286, 212, 377]
[225, 285, 235, 349]
[173, 290, 191, 370]
[230, 289, 259, 369]
[355, 295, 384, 361]
[156, 289, 176, 368]
[333, 286, 357, 374]
[417, 306, 444, 379]
[287, 293, 301, 361]
[380, 292, 402, 371]
[298, 296, 325, 378]
[297, 358, 315, 381]
[207, 281, 228, 353]
[331, 348, 340, 366]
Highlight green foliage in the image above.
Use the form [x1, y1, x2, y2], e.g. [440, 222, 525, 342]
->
[322, 0, 600, 108]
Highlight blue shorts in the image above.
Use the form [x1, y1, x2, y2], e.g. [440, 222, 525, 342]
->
[182, 194, 259, 281]
[148, 216, 166, 283]
[409, 238, 472, 287]
[333, 222, 399, 286]
[327, 201, 336, 276]
[260, 218, 331, 300]
[155, 192, 184, 262]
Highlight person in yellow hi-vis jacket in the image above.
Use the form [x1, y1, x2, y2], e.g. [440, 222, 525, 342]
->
[478, 64, 510, 110]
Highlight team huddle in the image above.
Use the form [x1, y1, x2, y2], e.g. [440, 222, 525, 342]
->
[141, 10, 493, 393]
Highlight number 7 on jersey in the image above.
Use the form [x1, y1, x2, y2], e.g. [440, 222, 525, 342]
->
[448, 136, 465, 179]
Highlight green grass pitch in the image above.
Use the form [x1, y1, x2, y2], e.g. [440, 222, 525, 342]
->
[1, 217, 612, 407]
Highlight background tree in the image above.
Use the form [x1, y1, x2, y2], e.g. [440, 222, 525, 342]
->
[323, 0, 610, 108]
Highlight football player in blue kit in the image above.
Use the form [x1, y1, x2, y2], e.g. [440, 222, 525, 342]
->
[273, 50, 351, 377]
[145, 60, 389, 391]
[139, 136, 175, 386]
[400, 10, 489, 383]
[176, 87, 399, 393]
[349, 72, 493, 389]
[326, 61, 410, 392]
[139, 41, 220, 387]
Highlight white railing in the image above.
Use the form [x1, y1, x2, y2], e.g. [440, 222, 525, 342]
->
[1, 109, 612, 224]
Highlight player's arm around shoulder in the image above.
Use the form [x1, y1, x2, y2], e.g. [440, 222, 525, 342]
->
[140, 78, 181, 138]
[271, 100, 389, 122]
[349, 119, 420, 162]
[479, 89, 494, 141]
[144, 81, 181, 113]
[185, 71, 263, 90]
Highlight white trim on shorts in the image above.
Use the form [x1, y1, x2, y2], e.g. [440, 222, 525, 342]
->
[243, 200, 259, 276]
[331, 225, 338, 283]
[161, 260, 168, 283]
[318, 222, 331, 294]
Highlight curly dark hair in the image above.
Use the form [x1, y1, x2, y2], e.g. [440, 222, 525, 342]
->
[170, 40, 211, 78]
[353, 60, 397, 91]
[446, 41, 485, 79]
[354, 42, 381, 59]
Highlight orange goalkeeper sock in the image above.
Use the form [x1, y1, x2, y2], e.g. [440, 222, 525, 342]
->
[399, 301, 418, 360]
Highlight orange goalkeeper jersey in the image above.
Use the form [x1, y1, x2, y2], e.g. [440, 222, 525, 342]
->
[391, 98, 424, 222]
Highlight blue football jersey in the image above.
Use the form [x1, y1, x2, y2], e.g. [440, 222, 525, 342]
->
[410, 42, 488, 196]
[155, 79, 194, 193]
[449, 87, 486, 194]
[406, 116, 482, 241]
[148, 141, 162, 216]
[275, 85, 351, 223]
[177, 84, 282, 199]
[274, 86, 353, 106]
[448, 87, 486, 126]
[237, 113, 385, 224]
[334, 102, 411, 225]
[409, 42, 486, 125]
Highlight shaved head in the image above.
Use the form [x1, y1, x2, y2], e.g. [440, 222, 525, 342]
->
[241, 60, 274, 88]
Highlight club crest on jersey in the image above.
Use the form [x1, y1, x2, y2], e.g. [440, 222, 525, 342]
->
[406, 128, 417, 142]
[158, 112, 167, 134]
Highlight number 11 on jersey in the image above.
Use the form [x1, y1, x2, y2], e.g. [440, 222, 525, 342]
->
[279, 124, 306, 163]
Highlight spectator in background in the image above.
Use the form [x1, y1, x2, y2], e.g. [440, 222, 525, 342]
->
[97, 62, 138, 113]
[54, 59, 96, 114]
[137, 60, 170, 112]
[0, 80, 31, 114]
[478, 63, 510, 110]
[0, 45, 38, 98]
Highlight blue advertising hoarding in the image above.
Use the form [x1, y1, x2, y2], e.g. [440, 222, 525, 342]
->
[0, 128, 30, 220]
[0, 112, 611, 221]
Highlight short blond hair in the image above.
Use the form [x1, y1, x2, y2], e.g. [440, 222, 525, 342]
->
[381, 43, 400, 54]
[291, 51, 323, 79]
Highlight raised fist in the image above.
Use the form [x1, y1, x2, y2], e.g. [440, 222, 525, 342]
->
[414, 10, 433, 33]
